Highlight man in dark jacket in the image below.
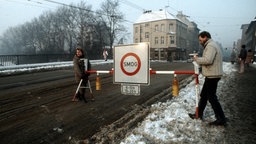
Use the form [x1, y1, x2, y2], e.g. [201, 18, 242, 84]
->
[238, 45, 247, 73]
[73, 47, 91, 102]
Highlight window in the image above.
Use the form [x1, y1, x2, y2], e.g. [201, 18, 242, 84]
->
[135, 38, 138, 43]
[155, 53, 158, 57]
[169, 23, 174, 32]
[170, 36, 175, 44]
[155, 37, 158, 44]
[161, 24, 165, 32]
[161, 53, 164, 58]
[145, 23, 149, 27]
[155, 25, 158, 32]
[140, 26, 143, 33]
[145, 32, 149, 38]
[135, 27, 138, 33]
[161, 36, 164, 44]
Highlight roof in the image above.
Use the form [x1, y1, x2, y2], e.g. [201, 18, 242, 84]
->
[134, 9, 178, 24]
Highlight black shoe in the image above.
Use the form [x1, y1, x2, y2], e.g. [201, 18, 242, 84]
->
[188, 113, 203, 120]
[76, 95, 82, 101]
[208, 120, 227, 126]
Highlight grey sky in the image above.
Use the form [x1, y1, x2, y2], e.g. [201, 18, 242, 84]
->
[0, 0, 255, 48]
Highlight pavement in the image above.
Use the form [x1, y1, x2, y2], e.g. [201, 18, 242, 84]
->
[222, 62, 256, 143]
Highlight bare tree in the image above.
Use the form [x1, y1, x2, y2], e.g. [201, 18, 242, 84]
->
[98, 0, 125, 58]
[0, 0, 121, 60]
[58, 6, 79, 54]
[73, 2, 95, 51]
[0, 27, 19, 54]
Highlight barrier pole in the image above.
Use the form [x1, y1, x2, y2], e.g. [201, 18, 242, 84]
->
[195, 74, 199, 119]
[192, 61, 200, 119]
[86, 70, 113, 74]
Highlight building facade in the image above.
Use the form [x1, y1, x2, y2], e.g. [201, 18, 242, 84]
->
[240, 18, 256, 61]
[240, 24, 249, 47]
[245, 19, 256, 53]
[133, 9, 199, 61]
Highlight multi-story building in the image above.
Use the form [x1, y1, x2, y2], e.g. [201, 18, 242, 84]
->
[176, 11, 200, 55]
[245, 18, 256, 52]
[240, 24, 249, 47]
[240, 18, 256, 61]
[133, 9, 199, 61]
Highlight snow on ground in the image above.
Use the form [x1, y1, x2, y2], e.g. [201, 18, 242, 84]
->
[0, 60, 113, 75]
[120, 62, 238, 144]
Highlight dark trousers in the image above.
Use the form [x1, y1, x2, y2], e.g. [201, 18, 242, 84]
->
[198, 77, 226, 121]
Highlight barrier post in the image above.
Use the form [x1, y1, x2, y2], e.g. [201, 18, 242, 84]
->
[192, 61, 200, 119]
[172, 74, 179, 96]
[96, 73, 101, 90]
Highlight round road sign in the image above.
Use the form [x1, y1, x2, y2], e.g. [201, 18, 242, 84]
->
[120, 52, 141, 76]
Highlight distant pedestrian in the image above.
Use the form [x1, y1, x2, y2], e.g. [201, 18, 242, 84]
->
[189, 31, 226, 126]
[230, 48, 236, 64]
[103, 48, 108, 61]
[245, 49, 253, 67]
[238, 45, 247, 73]
[73, 47, 91, 103]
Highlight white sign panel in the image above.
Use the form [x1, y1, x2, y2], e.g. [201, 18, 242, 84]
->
[114, 43, 150, 85]
[121, 84, 140, 96]
[80, 58, 88, 71]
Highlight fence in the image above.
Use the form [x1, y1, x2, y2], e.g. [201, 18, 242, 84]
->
[0, 54, 73, 66]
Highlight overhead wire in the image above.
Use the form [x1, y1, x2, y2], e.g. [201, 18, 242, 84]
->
[3, 0, 52, 9]
[6, 0, 250, 29]
[7, 0, 245, 40]
[21, 0, 191, 35]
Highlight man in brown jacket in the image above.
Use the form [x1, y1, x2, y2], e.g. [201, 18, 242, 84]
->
[73, 47, 91, 103]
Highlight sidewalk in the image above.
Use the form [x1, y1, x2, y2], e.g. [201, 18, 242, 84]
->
[222, 63, 256, 143]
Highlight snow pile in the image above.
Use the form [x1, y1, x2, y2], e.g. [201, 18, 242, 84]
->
[0, 60, 113, 75]
[120, 62, 237, 144]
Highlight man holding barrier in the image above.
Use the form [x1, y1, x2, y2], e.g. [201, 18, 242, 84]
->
[189, 31, 227, 126]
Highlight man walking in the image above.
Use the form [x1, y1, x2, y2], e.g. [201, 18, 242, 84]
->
[238, 45, 247, 73]
[189, 31, 226, 126]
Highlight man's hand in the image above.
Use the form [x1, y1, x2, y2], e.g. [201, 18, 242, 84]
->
[193, 55, 198, 61]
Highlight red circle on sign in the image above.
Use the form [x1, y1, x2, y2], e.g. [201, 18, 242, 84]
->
[120, 53, 141, 76]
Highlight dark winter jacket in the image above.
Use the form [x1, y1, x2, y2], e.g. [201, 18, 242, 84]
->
[73, 55, 91, 82]
[239, 48, 247, 60]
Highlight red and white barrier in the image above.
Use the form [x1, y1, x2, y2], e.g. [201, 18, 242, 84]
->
[86, 70, 114, 75]
[86, 69, 195, 75]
